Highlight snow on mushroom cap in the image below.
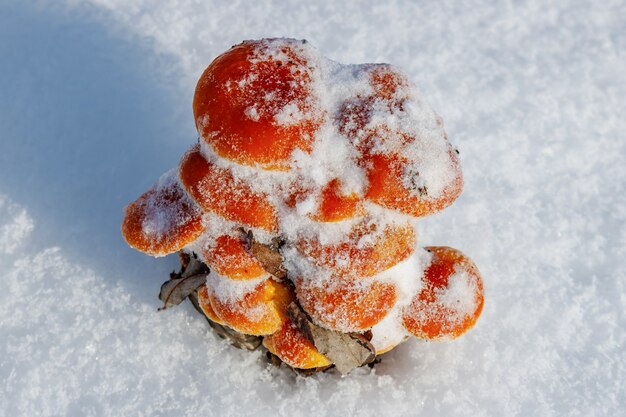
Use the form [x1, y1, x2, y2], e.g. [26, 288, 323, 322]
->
[192, 38, 461, 227]
[123, 37, 469, 352]
[122, 169, 205, 256]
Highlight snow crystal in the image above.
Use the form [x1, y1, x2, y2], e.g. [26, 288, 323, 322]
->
[273, 102, 306, 126]
[243, 106, 260, 121]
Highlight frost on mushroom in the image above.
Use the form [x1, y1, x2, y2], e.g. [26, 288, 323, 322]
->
[122, 38, 484, 375]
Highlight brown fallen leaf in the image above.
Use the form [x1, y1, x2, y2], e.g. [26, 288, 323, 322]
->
[287, 302, 376, 375]
[188, 290, 262, 351]
[240, 229, 287, 280]
[246, 231, 287, 280]
[178, 251, 191, 269]
[158, 254, 209, 311]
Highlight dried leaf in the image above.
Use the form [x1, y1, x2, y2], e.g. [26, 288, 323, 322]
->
[188, 290, 262, 351]
[178, 251, 191, 269]
[367, 357, 382, 368]
[158, 254, 209, 311]
[287, 303, 376, 375]
[247, 232, 287, 280]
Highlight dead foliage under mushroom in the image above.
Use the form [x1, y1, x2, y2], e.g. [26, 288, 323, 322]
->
[158, 243, 383, 376]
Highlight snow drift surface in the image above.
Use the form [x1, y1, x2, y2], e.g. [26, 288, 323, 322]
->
[0, 1, 625, 416]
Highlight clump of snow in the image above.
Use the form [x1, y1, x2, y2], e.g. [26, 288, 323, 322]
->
[139, 169, 199, 239]
[379, 247, 431, 306]
[369, 308, 409, 353]
[0, 194, 34, 255]
[197, 140, 288, 200]
[273, 102, 306, 126]
[436, 269, 480, 316]
[243, 106, 260, 121]
[370, 250, 430, 351]
[206, 270, 269, 303]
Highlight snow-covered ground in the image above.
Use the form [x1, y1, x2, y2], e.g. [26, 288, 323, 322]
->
[1, 0, 624, 415]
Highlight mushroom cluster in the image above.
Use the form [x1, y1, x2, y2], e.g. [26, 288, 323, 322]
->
[122, 38, 484, 373]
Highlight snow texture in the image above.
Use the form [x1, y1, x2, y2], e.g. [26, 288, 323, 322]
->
[1, 0, 625, 416]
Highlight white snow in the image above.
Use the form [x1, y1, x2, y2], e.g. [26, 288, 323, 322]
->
[137, 169, 199, 244]
[370, 250, 429, 352]
[0, 196, 34, 255]
[1, 0, 625, 416]
[206, 270, 269, 303]
[436, 270, 480, 315]
[243, 106, 260, 122]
